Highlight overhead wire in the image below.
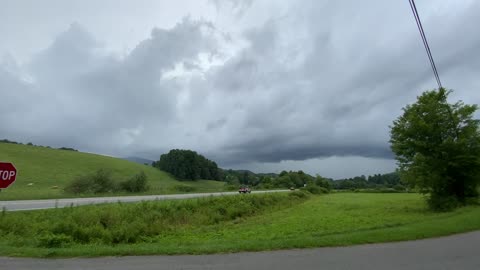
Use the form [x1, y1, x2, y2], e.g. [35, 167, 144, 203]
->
[408, 0, 459, 139]
[408, 0, 443, 89]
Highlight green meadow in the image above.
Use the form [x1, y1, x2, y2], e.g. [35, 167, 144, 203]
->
[1, 192, 479, 257]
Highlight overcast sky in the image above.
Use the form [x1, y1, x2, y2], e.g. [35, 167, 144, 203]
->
[1, 0, 479, 179]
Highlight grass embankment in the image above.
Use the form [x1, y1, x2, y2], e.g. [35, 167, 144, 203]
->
[1, 192, 479, 257]
[0, 143, 226, 200]
[0, 192, 307, 257]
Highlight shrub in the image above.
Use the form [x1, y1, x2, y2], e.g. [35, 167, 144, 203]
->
[91, 169, 116, 193]
[288, 190, 309, 198]
[36, 234, 72, 248]
[65, 169, 116, 194]
[302, 185, 329, 194]
[120, 171, 149, 192]
[64, 174, 92, 194]
[66, 170, 151, 194]
[427, 194, 460, 212]
[318, 187, 329, 194]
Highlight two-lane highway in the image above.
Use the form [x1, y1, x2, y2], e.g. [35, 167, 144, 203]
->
[0, 190, 287, 211]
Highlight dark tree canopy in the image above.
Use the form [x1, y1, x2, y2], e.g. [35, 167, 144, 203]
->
[390, 88, 480, 210]
[153, 149, 222, 181]
[276, 170, 314, 188]
[334, 172, 401, 190]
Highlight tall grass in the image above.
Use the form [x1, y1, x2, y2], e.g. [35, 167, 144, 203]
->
[0, 193, 307, 248]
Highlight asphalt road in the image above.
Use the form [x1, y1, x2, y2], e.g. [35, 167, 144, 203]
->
[1, 231, 479, 270]
[0, 190, 287, 211]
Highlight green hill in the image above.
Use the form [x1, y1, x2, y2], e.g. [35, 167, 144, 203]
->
[0, 143, 225, 200]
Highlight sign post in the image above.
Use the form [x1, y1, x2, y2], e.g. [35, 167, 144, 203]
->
[0, 162, 17, 189]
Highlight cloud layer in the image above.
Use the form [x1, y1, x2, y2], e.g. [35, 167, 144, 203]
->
[1, 0, 479, 177]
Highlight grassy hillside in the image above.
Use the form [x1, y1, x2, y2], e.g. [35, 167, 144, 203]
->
[0, 143, 226, 200]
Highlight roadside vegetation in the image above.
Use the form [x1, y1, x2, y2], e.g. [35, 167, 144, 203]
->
[0, 192, 479, 257]
[0, 192, 308, 255]
[64, 169, 149, 194]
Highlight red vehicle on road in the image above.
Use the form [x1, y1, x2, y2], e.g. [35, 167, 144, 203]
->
[239, 186, 251, 194]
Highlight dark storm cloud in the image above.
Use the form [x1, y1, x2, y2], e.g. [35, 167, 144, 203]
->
[218, 139, 394, 165]
[198, 0, 480, 164]
[1, 0, 479, 170]
[0, 18, 218, 153]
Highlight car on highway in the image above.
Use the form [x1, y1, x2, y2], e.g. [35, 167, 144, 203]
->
[239, 186, 251, 193]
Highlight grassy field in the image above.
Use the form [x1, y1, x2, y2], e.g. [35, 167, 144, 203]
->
[0, 143, 226, 200]
[0, 192, 479, 257]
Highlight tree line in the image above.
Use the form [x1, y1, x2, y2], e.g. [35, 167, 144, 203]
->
[333, 172, 403, 190]
[0, 139, 78, 151]
[151, 149, 409, 192]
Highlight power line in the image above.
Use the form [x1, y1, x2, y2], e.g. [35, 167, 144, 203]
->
[408, 0, 443, 89]
[408, 0, 459, 139]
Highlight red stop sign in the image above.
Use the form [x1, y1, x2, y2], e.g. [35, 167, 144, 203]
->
[0, 162, 17, 189]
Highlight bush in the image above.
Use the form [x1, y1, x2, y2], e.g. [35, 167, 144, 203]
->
[66, 170, 150, 194]
[427, 194, 460, 212]
[120, 171, 149, 192]
[37, 234, 72, 248]
[64, 174, 92, 194]
[288, 190, 309, 198]
[90, 169, 116, 193]
[302, 185, 329, 194]
[319, 187, 329, 194]
[65, 169, 117, 194]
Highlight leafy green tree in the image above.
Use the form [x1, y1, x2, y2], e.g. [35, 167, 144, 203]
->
[390, 88, 480, 210]
[274, 171, 315, 188]
[367, 172, 401, 188]
[315, 175, 332, 190]
[154, 149, 222, 181]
